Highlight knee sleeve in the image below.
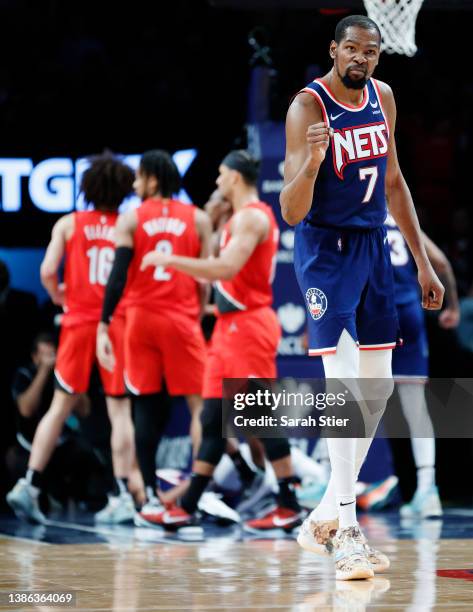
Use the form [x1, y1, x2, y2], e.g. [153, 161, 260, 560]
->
[196, 398, 226, 465]
[261, 437, 291, 462]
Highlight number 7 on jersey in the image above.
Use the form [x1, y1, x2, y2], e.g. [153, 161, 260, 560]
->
[359, 166, 378, 204]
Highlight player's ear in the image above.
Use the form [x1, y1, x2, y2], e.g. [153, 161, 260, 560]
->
[329, 41, 337, 60]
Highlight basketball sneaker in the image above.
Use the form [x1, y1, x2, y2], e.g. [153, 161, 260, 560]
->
[139, 502, 203, 534]
[297, 516, 338, 555]
[400, 485, 443, 518]
[7, 478, 46, 524]
[297, 517, 390, 573]
[356, 476, 399, 511]
[197, 492, 240, 524]
[134, 497, 166, 528]
[95, 492, 135, 524]
[243, 506, 304, 534]
[331, 526, 374, 581]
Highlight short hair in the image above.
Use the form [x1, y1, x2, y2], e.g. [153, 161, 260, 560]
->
[334, 15, 381, 45]
[221, 150, 260, 186]
[139, 150, 181, 198]
[80, 152, 134, 211]
[31, 331, 56, 354]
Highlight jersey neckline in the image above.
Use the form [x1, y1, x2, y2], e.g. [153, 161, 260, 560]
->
[314, 78, 369, 112]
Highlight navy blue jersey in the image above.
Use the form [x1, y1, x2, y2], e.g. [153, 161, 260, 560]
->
[301, 78, 389, 228]
[384, 214, 419, 305]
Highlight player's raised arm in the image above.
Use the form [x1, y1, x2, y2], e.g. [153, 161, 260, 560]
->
[280, 93, 331, 226]
[40, 214, 74, 306]
[141, 206, 268, 281]
[380, 81, 444, 310]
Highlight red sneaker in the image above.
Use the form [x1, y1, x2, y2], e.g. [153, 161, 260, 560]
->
[136, 502, 196, 530]
[244, 507, 304, 533]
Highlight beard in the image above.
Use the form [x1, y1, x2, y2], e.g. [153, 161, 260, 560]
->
[338, 66, 368, 90]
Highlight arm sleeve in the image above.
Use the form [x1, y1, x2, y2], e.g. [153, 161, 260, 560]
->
[101, 246, 134, 324]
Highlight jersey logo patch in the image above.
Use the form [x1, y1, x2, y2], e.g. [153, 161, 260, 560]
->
[305, 288, 327, 320]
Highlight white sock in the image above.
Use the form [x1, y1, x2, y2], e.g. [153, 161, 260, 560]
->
[416, 464, 435, 492]
[397, 383, 436, 493]
[329, 437, 358, 528]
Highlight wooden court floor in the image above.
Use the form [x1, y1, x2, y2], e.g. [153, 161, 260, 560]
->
[1, 515, 473, 611]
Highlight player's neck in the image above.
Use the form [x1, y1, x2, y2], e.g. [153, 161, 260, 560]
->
[324, 69, 366, 106]
[149, 193, 169, 203]
[232, 189, 260, 212]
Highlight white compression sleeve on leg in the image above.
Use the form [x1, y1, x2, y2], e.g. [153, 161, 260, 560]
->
[310, 330, 359, 526]
[398, 382, 435, 491]
[354, 348, 394, 477]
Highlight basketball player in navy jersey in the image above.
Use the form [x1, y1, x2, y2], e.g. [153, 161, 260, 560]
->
[385, 215, 459, 517]
[281, 15, 444, 580]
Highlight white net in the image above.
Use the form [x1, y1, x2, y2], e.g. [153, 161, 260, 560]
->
[363, 0, 424, 57]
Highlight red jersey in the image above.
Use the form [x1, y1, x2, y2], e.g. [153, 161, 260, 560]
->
[62, 210, 123, 327]
[124, 198, 201, 318]
[215, 201, 279, 313]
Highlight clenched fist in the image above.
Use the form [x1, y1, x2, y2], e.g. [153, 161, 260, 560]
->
[307, 121, 333, 164]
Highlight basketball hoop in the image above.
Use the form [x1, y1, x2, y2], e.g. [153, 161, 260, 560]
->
[363, 0, 424, 57]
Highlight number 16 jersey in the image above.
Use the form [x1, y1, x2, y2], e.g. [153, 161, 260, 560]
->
[63, 210, 124, 327]
[301, 77, 389, 228]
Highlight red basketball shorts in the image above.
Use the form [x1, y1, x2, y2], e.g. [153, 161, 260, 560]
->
[203, 306, 281, 399]
[124, 306, 206, 396]
[55, 316, 126, 396]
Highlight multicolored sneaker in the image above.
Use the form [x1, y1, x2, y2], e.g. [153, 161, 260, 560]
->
[6, 478, 46, 524]
[243, 506, 304, 534]
[134, 497, 166, 528]
[332, 526, 374, 581]
[356, 476, 399, 511]
[351, 525, 390, 573]
[400, 485, 443, 518]
[297, 517, 339, 555]
[95, 492, 135, 524]
[137, 502, 202, 533]
[298, 517, 390, 573]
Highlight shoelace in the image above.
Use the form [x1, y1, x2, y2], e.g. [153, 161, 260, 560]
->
[335, 537, 369, 568]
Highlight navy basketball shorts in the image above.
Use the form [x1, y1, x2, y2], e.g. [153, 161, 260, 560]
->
[294, 221, 400, 356]
[391, 300, 428, 381]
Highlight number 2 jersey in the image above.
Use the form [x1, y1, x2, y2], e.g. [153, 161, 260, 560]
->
[62, 210, 124, 327]
[301, 77, 389, 228]
[124, 198, 201, 319]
